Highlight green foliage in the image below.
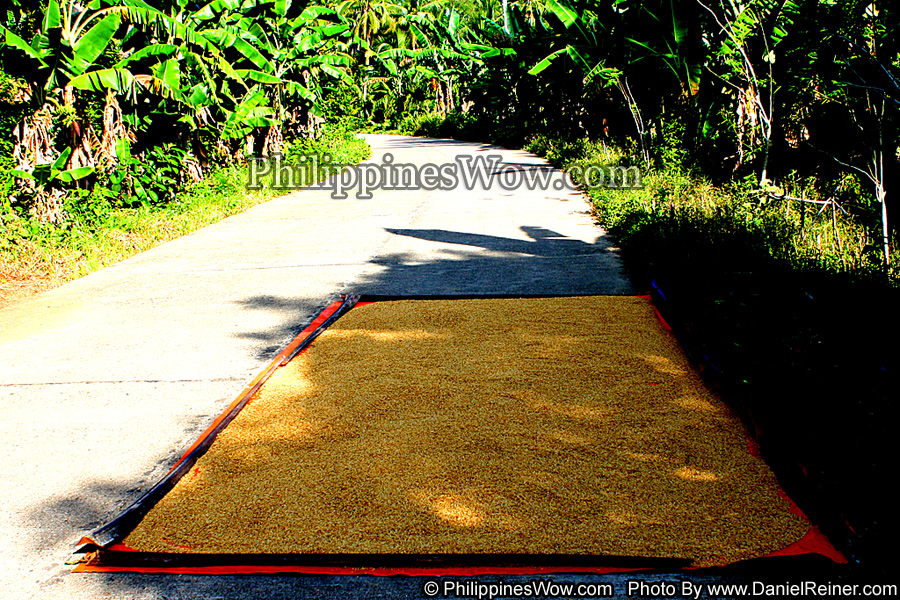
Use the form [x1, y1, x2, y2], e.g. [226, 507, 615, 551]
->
[320, 81, 365, 127]
[0, 100, 26, 157]
[406, 109, 479, 140]
[287, 122, 370, 162]
[62, 185, 115, 231]
[12, 147, 94, 188]
[520, 132, 893, 288]
[1, 130, 371, 284]
[107, 144, 186, 207]
[524, 135, 611, 168]
[655, 120, 689, 170]
[1, 0, 358, 222]
[393, 109, 435, 136]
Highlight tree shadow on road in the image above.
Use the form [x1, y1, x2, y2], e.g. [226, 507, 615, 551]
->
[224, 225, 631, 359]
[357, 225, 633, 297]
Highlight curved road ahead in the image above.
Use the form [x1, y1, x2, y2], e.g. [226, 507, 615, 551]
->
[0, 135, 639, 599]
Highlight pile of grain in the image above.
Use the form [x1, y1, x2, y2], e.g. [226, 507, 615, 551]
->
[125, 296, 808, 566]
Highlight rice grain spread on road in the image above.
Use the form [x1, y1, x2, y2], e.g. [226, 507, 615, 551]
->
[124, 296, 808, 567]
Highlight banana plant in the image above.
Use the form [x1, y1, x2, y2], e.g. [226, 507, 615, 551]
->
[526, 0, 620, 85]
[10, 147, 93, 187]
[221, 87, 277, 141]
[187, 0, 353, 140]
[1, 0, 132, 220]
[624, 0, 702, 98]
[0, 0, 150, 102]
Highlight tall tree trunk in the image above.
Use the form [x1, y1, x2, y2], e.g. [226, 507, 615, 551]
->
[502, 0, 509, 34]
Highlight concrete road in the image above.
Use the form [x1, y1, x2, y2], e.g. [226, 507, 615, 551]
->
[0, 135, 640, 599]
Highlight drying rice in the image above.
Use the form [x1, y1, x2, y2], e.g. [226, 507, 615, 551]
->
[124, 296, 808, 567]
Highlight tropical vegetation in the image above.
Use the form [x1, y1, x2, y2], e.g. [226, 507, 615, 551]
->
[3, 1, 896, 279]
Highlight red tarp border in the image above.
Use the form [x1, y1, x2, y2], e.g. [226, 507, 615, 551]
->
[76, 293, 848, 575]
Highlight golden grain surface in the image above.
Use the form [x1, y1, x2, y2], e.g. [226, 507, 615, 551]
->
[125, 296, 808, 566]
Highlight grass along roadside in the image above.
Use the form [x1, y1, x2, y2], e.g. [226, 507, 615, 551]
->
[0, 132, 371, 310]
